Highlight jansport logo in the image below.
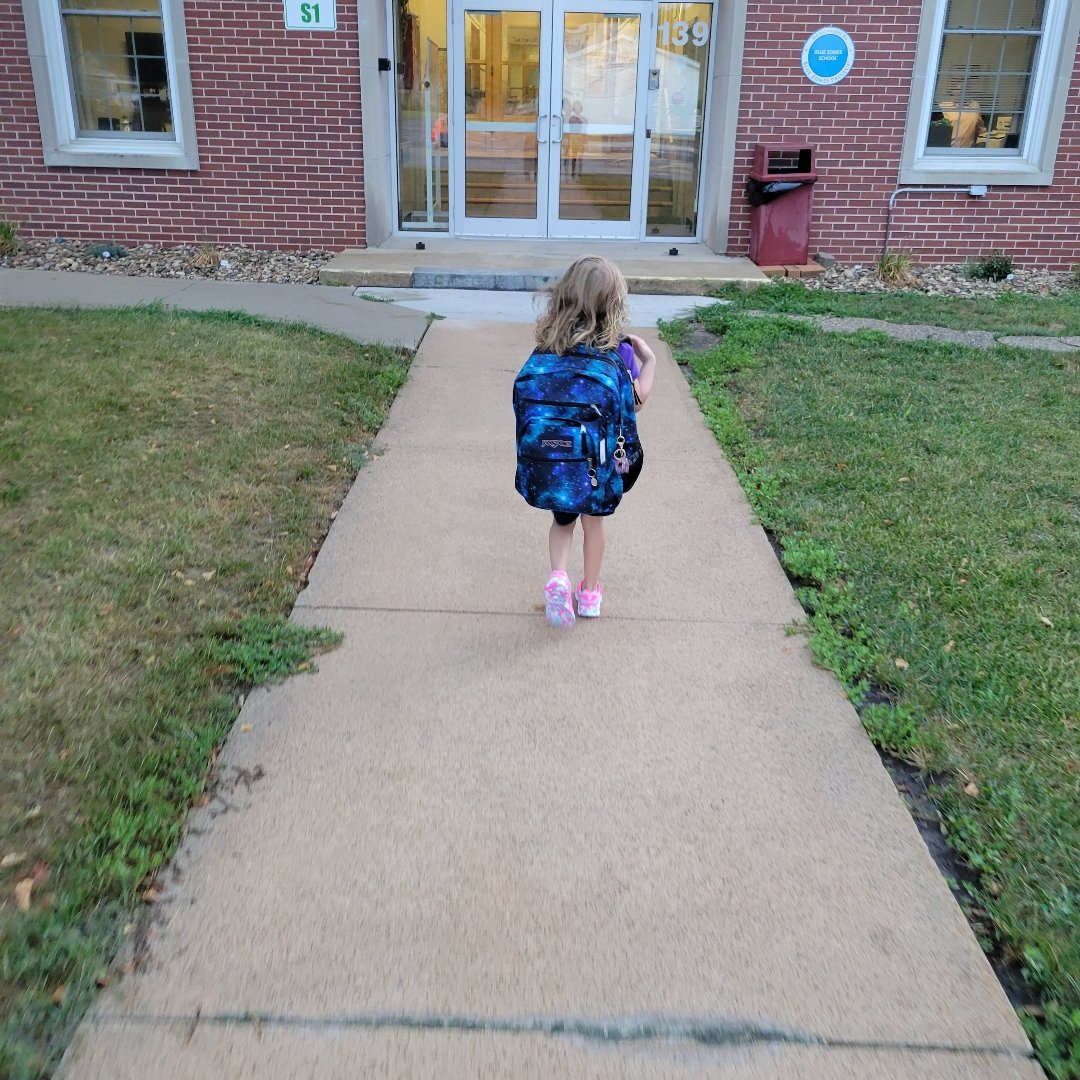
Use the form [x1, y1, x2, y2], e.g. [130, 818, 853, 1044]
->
[541, 439, 574, 448]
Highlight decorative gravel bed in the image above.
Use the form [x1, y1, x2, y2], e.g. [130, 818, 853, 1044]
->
[808, 261, 1076, 298]
[1, 237, 1076, 297]
[0, 238, 332, 284]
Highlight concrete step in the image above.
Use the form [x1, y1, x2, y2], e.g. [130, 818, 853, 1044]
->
[321, 239, 767, 294]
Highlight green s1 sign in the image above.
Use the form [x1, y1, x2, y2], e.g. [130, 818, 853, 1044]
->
[284, 0, 337, 30]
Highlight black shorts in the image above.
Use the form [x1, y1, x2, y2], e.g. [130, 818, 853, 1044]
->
[552, 450, 644, 527]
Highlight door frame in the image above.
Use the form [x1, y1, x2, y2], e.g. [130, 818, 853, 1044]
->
[449, 0, 553, 237]
[383, 0, 736, 247]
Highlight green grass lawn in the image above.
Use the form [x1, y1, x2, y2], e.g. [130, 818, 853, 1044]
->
[0, 305, 410, 1077]
[664, 305, 1080, 1078]
[713, 278, 1080, 337]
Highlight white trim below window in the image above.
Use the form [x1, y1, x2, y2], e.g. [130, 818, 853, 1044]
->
[900, 0, 1080, 186]
[22, 0, 199, 170]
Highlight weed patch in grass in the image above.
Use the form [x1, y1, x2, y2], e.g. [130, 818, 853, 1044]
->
[206, 615, 341, 683]
[0, 305, 410, 1077]
[667, 304, 1080, 1076]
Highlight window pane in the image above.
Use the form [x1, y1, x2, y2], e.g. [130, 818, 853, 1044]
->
[973, 0, 1014, 28]
[462, 10, 540, 220]
[1008, 0, 1045, 29]
[945, 0, 979, 29]
[945, 0, 1044, 29]
[393, 0, 450, 230]
[927, 22, 1038, 151]
[63, 10, 173, 136]
[559, 12, 639, 222]
[61, 0, 161, 10]
[647, 2, 712, 237]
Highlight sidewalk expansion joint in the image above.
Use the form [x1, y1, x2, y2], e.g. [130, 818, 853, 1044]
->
[295, 603, 795, 628]
[92, 1009, 1034, 1060]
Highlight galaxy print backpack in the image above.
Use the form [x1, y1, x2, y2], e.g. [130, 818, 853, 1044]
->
[513, 344, 642, 517]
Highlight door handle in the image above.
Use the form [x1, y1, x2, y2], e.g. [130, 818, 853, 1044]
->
[536, 114, 548, 143]
[551, 114, 564, 143]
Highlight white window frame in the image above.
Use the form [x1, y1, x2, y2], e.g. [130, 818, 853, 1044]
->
[900, 0, 1080, 186]
[21, 0, 199, 170]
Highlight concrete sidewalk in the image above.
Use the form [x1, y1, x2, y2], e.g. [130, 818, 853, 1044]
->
[0, 267, 718, 345]
[12, 270, 1037, 1078]
[0, 267, 432, 349]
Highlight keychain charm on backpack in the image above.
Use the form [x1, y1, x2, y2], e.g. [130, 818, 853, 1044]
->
[614, 435, 629, 475]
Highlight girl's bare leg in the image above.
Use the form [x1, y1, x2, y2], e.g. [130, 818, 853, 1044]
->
[549, 518, 576, 573]
[581, 515, 605, 590]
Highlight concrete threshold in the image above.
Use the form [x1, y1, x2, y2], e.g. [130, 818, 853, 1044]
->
[320, 237, 767, 294]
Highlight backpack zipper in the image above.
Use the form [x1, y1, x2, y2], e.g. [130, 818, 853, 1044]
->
[521, 398, 603, 414]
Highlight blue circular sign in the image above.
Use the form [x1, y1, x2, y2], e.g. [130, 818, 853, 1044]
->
[801, 27, 855, 86]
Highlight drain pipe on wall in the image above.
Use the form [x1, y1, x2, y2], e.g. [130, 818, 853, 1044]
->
[883, 185, 988, 257]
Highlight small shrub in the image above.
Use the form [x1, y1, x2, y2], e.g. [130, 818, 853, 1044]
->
[876, 250, 917, 287]
[0, 217, 20, 256]
[87, 241, 128, 260]
[189, 242, 221, 271]
[1069, 264, 1080, 289]
[966, 250, 1015, 282]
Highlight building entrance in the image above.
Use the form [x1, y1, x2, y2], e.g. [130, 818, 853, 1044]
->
[452, 0, 651, 237]
[392, 0, 714, 239]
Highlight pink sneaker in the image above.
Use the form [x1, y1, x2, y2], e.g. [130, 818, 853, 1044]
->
[575, 580, 603, 618]
[544, 570, 575, 628]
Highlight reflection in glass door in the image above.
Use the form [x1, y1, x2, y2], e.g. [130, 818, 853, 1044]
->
[647, 2, 713, 236]
[549, 4, 651, 237]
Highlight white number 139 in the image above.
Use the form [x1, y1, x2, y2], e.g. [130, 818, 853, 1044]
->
[658, 20, 710, 48]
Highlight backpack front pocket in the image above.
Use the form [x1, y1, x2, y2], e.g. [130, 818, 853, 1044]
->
[517, 415, 602, 513]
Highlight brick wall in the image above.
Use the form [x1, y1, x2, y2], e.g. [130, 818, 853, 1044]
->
[0, 1, 366, 249]
[728, 2, 1080, 269]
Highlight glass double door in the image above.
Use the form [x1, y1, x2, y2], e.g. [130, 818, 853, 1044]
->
[451, 0, 653, 237]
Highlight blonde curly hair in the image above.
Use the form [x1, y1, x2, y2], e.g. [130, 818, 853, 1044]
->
[534, 255, 628, 355]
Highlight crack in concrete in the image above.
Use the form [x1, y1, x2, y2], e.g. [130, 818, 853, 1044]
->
[293, 602, 796, 628]
[91, 1010, 1033, 1059]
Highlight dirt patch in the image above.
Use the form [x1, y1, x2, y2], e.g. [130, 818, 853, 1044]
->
[681, 326, 721, 352]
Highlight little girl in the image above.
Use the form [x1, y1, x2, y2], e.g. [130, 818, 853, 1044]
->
[530, 255, 656, 627]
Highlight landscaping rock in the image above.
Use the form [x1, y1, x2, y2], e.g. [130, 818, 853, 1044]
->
[808, 262, 1075, 299]
[2, 239, 1077, 299]
[0, 239, 331, 284]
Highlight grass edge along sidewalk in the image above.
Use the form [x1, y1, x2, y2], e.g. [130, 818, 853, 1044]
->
[0, 304, 412, 1079]
[661, 303, 1080, 1080]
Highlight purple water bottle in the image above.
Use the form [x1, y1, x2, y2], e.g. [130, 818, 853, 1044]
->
[617, 339, 641, 380]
